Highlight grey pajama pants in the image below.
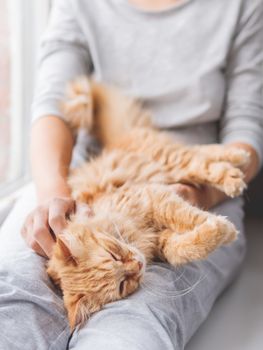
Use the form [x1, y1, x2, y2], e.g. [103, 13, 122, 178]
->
[0, 185, 246, 350]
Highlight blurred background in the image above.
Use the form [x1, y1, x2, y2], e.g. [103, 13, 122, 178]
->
[0, 0, 49, 199]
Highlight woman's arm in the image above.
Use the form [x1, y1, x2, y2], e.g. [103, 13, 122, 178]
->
[219, 0, 263, 167]
[175, 0, 263, 210]
[22, 0, 93, 258]
[32, 0, 93, 123]
[31, 116, 74, 203]
[22, 116, 75, 258]
[22, 116, 91, 258]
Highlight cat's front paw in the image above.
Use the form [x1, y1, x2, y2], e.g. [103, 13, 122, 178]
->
[221, 168, 247, 197]
[224, 148, 250, 168]
[62, 77, 93, 131]
[207, 161, 247, 197]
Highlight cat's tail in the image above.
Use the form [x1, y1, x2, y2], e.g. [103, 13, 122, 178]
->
[61, 77, 94, 132]
[61, 76, 152, 145]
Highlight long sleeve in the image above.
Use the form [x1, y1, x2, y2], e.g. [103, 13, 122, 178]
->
[31, 0, 93, 122]
[220, 0, 263, 166]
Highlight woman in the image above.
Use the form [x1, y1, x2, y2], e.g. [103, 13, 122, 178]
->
[0, 0, 262, 349]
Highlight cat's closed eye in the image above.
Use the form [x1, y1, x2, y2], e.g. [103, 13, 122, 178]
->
[119, 279, 126, 295]
[108, 251, 121, 262]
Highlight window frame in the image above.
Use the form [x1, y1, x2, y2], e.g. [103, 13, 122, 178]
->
[0, 0, 50, 198]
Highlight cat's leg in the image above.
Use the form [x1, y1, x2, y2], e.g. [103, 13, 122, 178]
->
[158, 217, 236, 266]
[143, 185, 237, 265]
[118, 130, 249, 171]
[116, 130, 248, 197]
[159, 147, 247, 198]
[184, 158, 247, 197]
[176, 143, 250, 197]
[155, 142, 249, 197]
[194, 144, 250, 167]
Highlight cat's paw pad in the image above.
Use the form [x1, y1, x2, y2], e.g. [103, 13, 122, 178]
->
[62, 77, 93, 130]
[222, 168, 247, 197]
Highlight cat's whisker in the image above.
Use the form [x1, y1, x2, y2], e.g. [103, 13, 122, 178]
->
[111, 220, 127, 244]
[141, 267, 206, 299]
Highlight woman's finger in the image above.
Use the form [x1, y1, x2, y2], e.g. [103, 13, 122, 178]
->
[28, 239, 47, 258]
[48, 198, 75, 236]
[33, 209, 56, 258]
[21, 214, 33, 240]
[22, 216, 47, 257]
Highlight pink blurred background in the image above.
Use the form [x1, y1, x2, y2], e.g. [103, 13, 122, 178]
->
[0, 0, 11, 184]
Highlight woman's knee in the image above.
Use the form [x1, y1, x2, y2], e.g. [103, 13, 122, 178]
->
[69, 263, 195, 350]
[69, 299, 178, 350]
[0, 251, 70, 350]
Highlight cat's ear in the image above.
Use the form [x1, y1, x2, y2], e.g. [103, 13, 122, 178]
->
[57, 234, 83, 265]
[65, 294, 101, 330]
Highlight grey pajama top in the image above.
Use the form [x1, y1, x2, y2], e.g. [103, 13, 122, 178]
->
[32, 0, 263, 164]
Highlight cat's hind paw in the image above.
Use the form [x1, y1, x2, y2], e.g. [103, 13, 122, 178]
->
[159, 216, 237, 266]
[215, 216, 238, 244]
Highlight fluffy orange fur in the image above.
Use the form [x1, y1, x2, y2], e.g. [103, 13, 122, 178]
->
[47, 77, 249, 330]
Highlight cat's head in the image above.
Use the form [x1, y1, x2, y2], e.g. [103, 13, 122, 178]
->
[47, 219, 145, 330]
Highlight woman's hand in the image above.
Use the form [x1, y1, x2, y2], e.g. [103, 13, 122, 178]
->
[22, 197, 74, 258]
[172, 183, 227, 210]
[21, 197, 91, 259]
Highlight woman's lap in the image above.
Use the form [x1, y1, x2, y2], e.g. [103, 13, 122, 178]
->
[0, 186, 246, 350]
[0, 186, 70, 350]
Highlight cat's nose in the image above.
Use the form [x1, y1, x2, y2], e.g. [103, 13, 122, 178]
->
[126, 260, 144, 276]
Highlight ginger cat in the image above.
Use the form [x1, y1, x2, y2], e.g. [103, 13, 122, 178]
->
[47, 77, 249, 330]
